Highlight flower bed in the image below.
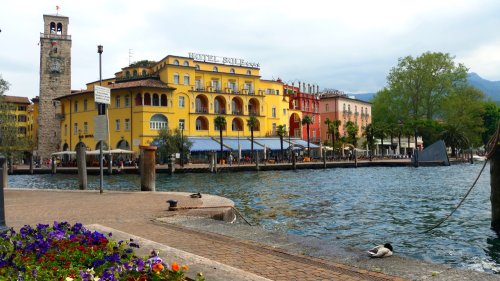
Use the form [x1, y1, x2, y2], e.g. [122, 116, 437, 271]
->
[0, 221, 205, 281]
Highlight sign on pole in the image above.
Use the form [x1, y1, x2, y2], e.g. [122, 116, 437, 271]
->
[94, 115, 108, 141]
[94, 85, 111, 104]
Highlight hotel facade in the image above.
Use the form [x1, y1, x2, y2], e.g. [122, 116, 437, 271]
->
[55, 53, 301, 153]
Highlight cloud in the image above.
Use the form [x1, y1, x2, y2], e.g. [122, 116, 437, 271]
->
[1, 0, 500, 98]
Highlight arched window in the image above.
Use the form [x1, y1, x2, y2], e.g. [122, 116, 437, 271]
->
[183, 74, 190, 85]
[142, 70, 147, 76]
[125, 71, 130, 78]
[195, 64, 200, 70]
[144, 93, 151, 105]
[246, 70, 251, 75]
[133, 70, 138, 77]
[56, 23, 63, 34]
[213, 66, 218, 72]
[173, 59, 179, 65]
[135, 93, 142, 106]
[230, 68, 235, 74]
[152, 94, 160, 106]
[50, 22, 56, 33]
[173, 73, 180, 84]
[160, 94, 167, 106]
[116, 140, 130, 150]
[183, 61, 189, 66]
[150, 114, 168, 130]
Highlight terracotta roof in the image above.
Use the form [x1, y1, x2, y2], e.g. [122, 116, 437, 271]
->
[2, 95, 31, 104]
[109, 79, 175, 90]
[56, 79, 175, 100]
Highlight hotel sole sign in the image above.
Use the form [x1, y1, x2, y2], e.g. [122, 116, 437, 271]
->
[189, 52, 260, 68]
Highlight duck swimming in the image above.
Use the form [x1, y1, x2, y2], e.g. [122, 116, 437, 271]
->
[367, 243, 393, 258]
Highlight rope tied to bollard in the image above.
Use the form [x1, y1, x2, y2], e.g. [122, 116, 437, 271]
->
[422, 120, 500, 233]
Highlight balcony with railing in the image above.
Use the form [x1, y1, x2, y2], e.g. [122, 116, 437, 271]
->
[249, 110, 260, 116]
[214, 109, 226, 115]
[195, 107, 208, 114]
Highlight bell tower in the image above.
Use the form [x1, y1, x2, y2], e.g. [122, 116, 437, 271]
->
[38, 13, 71, 160]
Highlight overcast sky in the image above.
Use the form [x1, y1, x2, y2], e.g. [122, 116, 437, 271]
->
[1, 0, 500, 99]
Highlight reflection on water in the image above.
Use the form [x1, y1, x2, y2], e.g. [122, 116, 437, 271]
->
[8, 164, 499, 272]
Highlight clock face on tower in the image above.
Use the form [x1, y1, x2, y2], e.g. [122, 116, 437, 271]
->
[48, 58, 62, 74]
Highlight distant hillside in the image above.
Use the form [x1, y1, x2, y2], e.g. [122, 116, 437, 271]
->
[467, 72, 500, 101]
[348, 73, 500, 103]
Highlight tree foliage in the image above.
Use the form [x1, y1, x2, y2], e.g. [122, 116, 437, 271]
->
[0, 74, 9, 95]
[372, 52, 487, 150]
[214, 116, 227, 157]
[247, 116, 258, 160]
[480, 101, 500, 146]
[301, 115, 313, 156]
[0, 75, 33, 160]
[153, 127, 192, 163]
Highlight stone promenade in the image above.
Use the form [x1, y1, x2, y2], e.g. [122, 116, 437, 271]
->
[4, 188, 407, 281]
[4, 189, 498, 281]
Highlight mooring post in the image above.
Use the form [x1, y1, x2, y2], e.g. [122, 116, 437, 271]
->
[51, 156, 57, 174]
[169, 154, 175, 175]
[140, 145, 157, 192]
[292, 151, 297, 170]
[354, 149, 358, 168]
[491, 146, 500, 232]
[108, 153, 113, 175]
[76, 142, 87, 190]
[29, 153, 33, 174]
[214, 152, 218, 173]
[255, 151, 260, 171]
[323, 150, 327, 169]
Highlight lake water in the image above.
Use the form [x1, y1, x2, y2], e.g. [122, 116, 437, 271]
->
[8, 163, 500, 273]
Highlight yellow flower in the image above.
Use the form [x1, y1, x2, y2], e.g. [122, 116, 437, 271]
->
[65, 278, 74, 281]
[182, 265, 189, 271]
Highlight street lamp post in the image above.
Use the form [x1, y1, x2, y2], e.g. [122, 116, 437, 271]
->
[98, 45, 104, 193]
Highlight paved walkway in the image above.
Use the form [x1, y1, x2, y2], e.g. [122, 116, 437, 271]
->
[4, 189, 405, 281]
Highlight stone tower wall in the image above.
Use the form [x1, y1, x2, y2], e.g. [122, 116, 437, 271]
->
[37, 14, 71, 161]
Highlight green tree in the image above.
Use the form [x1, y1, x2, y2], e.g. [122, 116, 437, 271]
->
[382, 52, 468, 147]
[301, 115, 313, 156]
[0, 74, 9, 95]
[363, 123, 376, 158]
[440, 124, 469, 158]
[247, 116, 258, 162]
[441, 86, 485, 147]
[0, 75, 33, 167]
[480, 101, 500, 146]
[214, 116, 227, 159]
[153, 127, 192, 164]
[388, 52, 468, 120]
[276, 124, 287, 161]
[345, 121, 359, 147]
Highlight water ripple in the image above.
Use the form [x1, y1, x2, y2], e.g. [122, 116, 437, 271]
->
[8, 163, 500, 273]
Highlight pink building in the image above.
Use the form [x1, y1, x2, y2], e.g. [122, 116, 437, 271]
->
[319, 90, 372, 144]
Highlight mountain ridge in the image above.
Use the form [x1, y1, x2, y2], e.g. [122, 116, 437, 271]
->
[349, 73, 500, 102]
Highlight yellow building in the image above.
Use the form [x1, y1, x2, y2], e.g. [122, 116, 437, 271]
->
[0, 95, 32, 139]
[56, 53, 298, 153]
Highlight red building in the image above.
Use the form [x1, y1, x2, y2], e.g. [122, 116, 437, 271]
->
[284, 82, 321, 143]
